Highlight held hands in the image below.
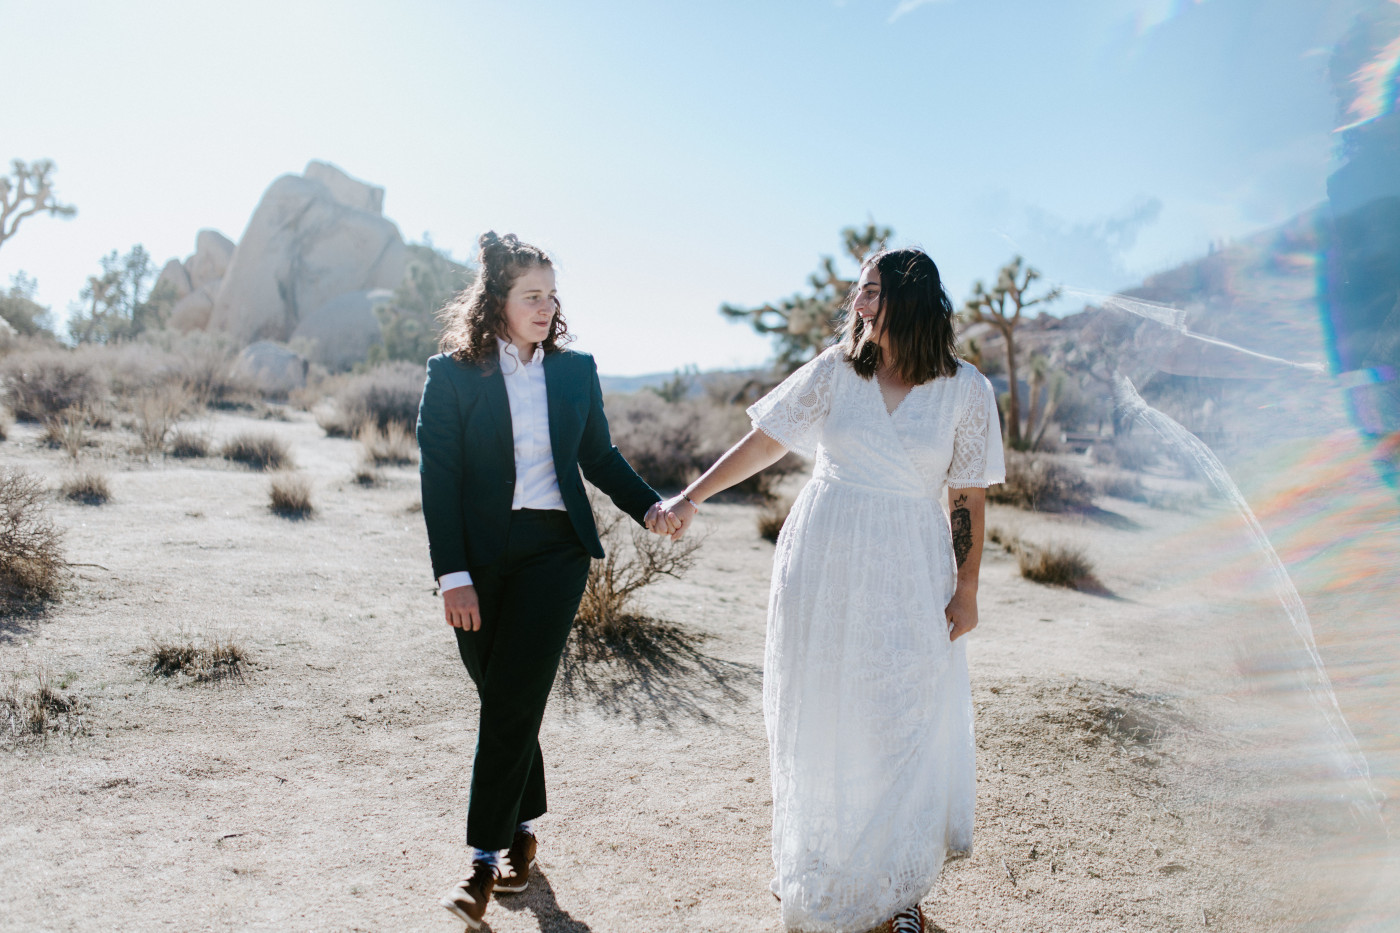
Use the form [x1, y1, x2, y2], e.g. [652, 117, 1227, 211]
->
[945, 585, 978, 642]
[645, 495, 697, 541]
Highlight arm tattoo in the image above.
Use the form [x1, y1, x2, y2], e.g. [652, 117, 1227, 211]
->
[950, 493, 973, 567]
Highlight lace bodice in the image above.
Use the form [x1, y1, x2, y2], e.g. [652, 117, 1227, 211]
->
[748, 347, 1005, 497]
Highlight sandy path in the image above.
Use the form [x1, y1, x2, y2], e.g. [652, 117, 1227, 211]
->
[2, 410, 1396, 932]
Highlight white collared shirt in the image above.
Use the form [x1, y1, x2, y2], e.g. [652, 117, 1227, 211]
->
[439, 337, 566, 593]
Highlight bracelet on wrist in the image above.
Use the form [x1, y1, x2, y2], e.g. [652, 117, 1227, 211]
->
[682, 492, 700, 512]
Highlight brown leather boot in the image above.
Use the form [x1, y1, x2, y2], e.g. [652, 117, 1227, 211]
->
[440, 860, 497, 930]
[495, 829, 537, 894]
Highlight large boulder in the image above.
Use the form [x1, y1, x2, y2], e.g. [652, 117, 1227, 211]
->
[154, 259, 192, 301]
[290, 288, 390, 370]
[209, 163, 406, 345]
[304, 160, 384, 215]
[186, 229, 235, 291]
[234, 341, 308, 396]
[169, 280, 221, 333]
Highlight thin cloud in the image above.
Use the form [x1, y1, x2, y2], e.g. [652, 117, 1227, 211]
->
[888, 0, 952, 24]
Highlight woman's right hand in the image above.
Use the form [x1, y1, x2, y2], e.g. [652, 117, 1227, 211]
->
[444, 585, 482, 631]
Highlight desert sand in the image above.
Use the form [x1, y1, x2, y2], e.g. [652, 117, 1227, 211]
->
[2, 405, 1397, 932]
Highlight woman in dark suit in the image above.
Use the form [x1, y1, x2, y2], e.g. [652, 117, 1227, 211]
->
[417, 232, 666, 930]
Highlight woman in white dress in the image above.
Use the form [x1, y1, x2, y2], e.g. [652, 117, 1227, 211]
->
[652, 247, 1004, 932]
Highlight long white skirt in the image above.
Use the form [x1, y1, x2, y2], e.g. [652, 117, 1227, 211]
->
[765, 476, 976, 933]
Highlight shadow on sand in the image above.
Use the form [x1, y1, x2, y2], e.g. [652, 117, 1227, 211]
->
[490, 870, 593, 932]
[555, 618, 761, 727]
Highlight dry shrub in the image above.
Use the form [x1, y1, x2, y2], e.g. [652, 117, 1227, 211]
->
[0, 470, 67, 611]
[989, 451, 1094, 511]
[0, 347, 107, 421]
[168, 428, 210, 458]
[2, 668, 84, 744]
[317, 362, 424, 437]
[352, 464, 382, 487]
[758, 497, 792, 542]
[574, 495, 702, 649]
[986, 524, 1016, 549]
[133, 383, 193, 453]
[358, 422, 417, 466]
[169, 340, 256, 409]
[1095, 470, 1146, 502]
[148, 633, 246, 682]
[221, 432, 292, 470]
[61, 471, 110, 505]
[606, 391, 803, 494]
[1017, 540, 1102, 590]
[269, 474, 314, 518]
[0, 407, 11, 442]
[41, 407, 92, 459]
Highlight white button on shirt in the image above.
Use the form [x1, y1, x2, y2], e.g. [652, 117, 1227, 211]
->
[439, 338, 566, 593]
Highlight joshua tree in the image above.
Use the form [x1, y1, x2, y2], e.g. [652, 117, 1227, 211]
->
[960, 256, 1062, 447]
[68, 246, 157, 344]
[0, 160, 76, 255]
[722, 221, 891, 373]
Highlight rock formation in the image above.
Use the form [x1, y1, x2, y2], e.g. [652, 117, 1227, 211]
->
[208, 161, 405, 346]
[290, 288, 392, 370]
[234, 341, 309, 396]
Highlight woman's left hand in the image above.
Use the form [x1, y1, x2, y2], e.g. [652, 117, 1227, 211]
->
[945, 586, 978, 641]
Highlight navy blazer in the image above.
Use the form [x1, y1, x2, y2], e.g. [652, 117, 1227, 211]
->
[416, 347, 660, 581]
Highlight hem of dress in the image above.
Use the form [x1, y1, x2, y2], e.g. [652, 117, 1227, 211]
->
[946, 478, 1000, 489]
[751, 421, 808, 458]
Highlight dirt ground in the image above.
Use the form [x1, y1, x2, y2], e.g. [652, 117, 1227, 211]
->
[2, 407, 1398, 932]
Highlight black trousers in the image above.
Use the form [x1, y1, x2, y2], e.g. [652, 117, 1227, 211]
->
[453, 508, 591, 851]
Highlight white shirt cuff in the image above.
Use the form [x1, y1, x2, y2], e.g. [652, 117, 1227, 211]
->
[438, 571, 473, 592]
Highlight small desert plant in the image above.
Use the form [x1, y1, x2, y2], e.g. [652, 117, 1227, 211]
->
[221, 432, 292, 470]
[985, 524, 1016, 549]
[1, 469, 67, 610]
[133, 383, 192, 453]
[1095, 470, 1146, 502]
[317, 362, 424, 437]
[0, 347, 107, 421]
[358, 422, 417, 466]
[167, 427, 210, 458]
[989, 451, 1094, 512]
[575, 495, 702, 646]
[60, 471, 110, 505]
[2, 668, 84, 744]
[1017, 540, 1101, 590]
[268, 474, 314, 518]
[757, 497, 792, 542]
[42, 406, 91, 459]
[148, 632, 246, 682]
[352, 464, 382, 486]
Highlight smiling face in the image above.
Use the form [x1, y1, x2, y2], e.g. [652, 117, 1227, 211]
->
[852, 263, 887, 353]
[500, 264, 558, 354]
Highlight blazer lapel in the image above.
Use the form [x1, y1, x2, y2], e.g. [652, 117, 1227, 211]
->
[542, 350, 570, 468]
[477, 358, 514, 479]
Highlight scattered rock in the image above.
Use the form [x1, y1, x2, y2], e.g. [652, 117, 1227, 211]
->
[234, 342, 309, 396]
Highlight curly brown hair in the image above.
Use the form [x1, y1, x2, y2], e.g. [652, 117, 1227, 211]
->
[839, 247, 960, 384]
[437, 231, 573, 363]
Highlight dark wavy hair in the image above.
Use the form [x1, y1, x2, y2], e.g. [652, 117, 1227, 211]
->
[839, 247, 960, 384]
[437, 231, 573, 363]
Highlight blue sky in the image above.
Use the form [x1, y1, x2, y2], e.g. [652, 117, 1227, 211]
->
[2, 0, 1367, 374]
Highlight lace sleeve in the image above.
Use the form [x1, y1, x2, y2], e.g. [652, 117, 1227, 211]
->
[746, 348, 839, 460]
[947, 371, 1006, 488]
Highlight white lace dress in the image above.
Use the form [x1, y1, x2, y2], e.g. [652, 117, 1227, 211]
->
[747, 347, 1005, 933]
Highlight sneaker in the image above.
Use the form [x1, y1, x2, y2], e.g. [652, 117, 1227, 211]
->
[440, 860, 497, 930]
[495, 829, 537, 894]
[882, 904, 926, 933]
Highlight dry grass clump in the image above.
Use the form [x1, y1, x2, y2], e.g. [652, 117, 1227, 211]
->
[42, 406, 92, 459]
[352, 464, 382, 487]
[316, 362, 424, 437]
[0, 347, 107, 421]
[148, 633, 246, 682]
[221, 432, 292, 470]
[60, 471, 111, 505]
[574, 495, 702, 650]
[1095, 470, 1147, 502]
[757, 497, 792, 542]
[2, 668, 84, 745]
[268, 474, 314, 518]
[989, 451, 1095, 512]
[133, 383, 193, 453]
[1017, 540, 1102, 591]
[1, 469, 67, 611]
[358, 422, 416, 466]
[167, 427, 210, 458]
